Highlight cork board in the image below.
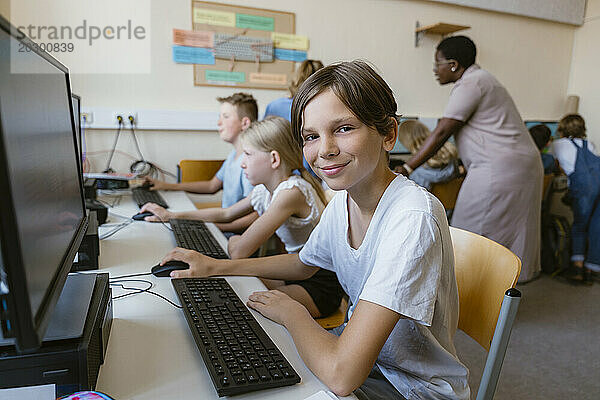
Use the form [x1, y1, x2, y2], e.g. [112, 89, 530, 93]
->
[191, 1, 297, 90]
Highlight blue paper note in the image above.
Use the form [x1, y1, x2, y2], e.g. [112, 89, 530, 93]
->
[274, 48, 307, 62]
[172, 45, 215, 64]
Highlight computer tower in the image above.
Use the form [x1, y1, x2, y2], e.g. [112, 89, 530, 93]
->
[0, 273, 113, 397]
[72, 211, 100, 271]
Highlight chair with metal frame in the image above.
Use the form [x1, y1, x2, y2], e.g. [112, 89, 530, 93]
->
[450, 227, 522, 400]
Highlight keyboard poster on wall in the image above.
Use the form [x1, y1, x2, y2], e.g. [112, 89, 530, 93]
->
[171, 1, 308, 90]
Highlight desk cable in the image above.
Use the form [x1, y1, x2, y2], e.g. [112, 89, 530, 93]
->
[99, 219, 133, 240]
[109, 277, 182, 309]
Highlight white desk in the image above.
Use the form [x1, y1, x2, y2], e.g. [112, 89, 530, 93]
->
[94, 190, 347, 399]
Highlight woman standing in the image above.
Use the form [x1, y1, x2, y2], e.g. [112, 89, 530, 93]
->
[397, 36, 543, 282]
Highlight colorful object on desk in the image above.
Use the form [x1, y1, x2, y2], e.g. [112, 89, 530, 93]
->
[173, 45, 215, 65]
[58, 391, 115, 400]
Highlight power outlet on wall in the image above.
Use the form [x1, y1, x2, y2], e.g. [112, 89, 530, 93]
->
[112, 111, 138, 126]
[80, 112, 93, 124]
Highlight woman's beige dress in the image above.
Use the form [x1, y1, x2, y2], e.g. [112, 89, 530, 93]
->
[443, 65, 543, 282]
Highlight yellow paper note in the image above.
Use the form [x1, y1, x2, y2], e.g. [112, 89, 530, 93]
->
[249, 72, 288, 85]
[271, 32, 309, 51]
[173, 29, 214, 48]
[193, 8, 235, 27]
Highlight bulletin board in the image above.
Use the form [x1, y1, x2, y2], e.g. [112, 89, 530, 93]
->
[191, 1, 298, 90]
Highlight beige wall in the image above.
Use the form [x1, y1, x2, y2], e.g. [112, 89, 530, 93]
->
[568, 0, 600, 145]
[0, 0, 583, 178]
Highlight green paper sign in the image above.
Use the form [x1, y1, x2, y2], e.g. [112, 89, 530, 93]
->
[205, 70, 246, 83]
[236, 13, 274, 31]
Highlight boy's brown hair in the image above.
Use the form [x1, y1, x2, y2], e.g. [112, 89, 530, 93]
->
[217, 93, 258, 122]
[558, 114, 586, 139]
[528, 124, 552, 150]
[290, 60, 399, 148]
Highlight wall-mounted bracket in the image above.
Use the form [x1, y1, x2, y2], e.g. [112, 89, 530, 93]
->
[415, 21, 470, 47]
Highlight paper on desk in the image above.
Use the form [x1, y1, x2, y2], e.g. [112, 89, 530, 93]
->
[304, 390, 339, 400]
[0, 384, 54, 400]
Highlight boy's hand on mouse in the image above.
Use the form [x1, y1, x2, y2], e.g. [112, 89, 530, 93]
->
[140, 203, 172, 222]
[247, 290, 310, 326]
[162, 247, 217, 278]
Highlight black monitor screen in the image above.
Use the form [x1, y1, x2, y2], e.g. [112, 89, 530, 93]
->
[71, 94, 82, 164]
[0, 26, 85, 326]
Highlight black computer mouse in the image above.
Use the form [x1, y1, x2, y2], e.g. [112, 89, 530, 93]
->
[132, 211, 153, 221]
[151, 260, 190, 277]
[139, 182, 154, 190]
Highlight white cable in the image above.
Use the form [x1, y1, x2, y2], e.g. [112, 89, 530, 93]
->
[99, 220, 133, 240]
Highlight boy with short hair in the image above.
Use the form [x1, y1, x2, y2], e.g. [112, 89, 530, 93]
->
[145, 93, 257, 232]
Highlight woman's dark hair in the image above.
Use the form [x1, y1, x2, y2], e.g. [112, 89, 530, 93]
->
[436, 36, 477, 69]
[528, 124, 552, 150]
[290, 60, 399, 147]
[558, 114, 586, 139]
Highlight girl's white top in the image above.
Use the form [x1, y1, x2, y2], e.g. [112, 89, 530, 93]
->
[250, 175, 324, 253]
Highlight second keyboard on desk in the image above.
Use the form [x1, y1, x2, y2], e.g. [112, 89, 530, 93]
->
[131, 187, 169, 209]
[170, 219, 229, 259]
[172, 278, 301, 396]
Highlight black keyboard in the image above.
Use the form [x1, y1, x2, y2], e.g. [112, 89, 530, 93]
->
[172, 278, 301, 396]
[170, 219, 228, 259]
[131, 187, 169, 208]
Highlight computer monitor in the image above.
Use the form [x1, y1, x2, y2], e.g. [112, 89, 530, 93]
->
[0, 15, 88, 353]
[71, 93, 84, 166]
[525, 120, 559, 139]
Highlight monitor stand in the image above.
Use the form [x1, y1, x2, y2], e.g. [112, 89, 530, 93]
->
[0, 273, 95, 346]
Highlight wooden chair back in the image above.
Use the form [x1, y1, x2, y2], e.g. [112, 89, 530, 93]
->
[450, 227, 521, 350]
[178, 159, 224, 183]
[430, 176, 465, 210]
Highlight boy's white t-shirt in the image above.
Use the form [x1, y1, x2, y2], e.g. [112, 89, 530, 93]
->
[552, 138, 597, 176]
[250, 175, 324, 253]
[299, 175, 470, 400]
